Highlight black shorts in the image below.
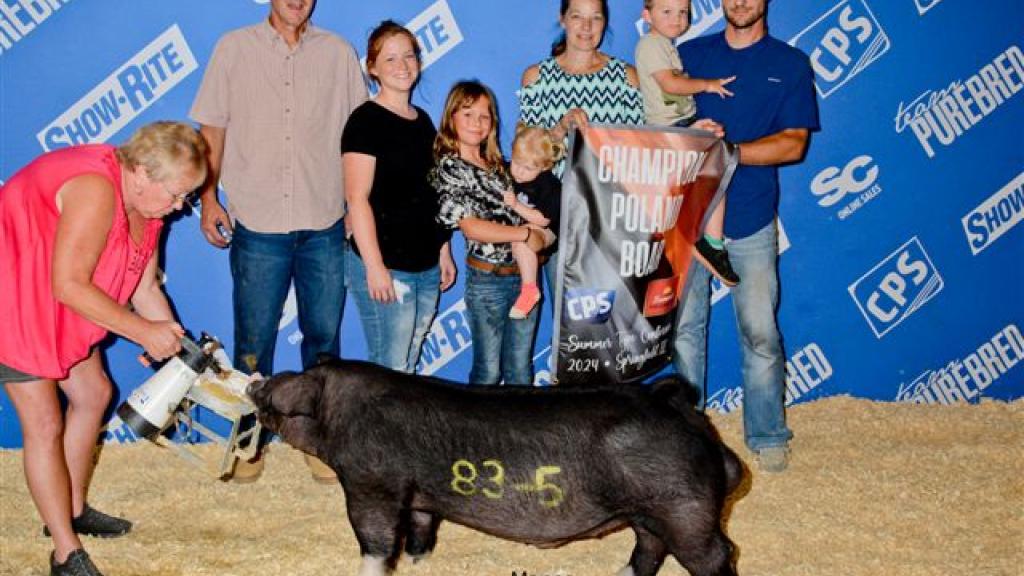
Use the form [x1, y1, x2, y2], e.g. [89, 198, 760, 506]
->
[0, 362, 40, 384]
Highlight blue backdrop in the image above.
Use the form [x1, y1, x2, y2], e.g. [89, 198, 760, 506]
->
[1, 0, 1021, 447]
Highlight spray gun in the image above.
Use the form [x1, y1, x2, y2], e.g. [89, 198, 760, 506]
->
[115, 332, 263, 478]
[116, 333, 223, 439]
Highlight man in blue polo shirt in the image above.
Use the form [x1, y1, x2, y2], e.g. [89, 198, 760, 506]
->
[674, 0, 819, 472]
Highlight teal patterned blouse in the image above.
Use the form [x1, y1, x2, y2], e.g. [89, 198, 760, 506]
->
[518, 56, 646, 175]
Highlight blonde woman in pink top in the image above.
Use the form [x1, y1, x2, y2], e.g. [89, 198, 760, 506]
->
[0, 122, 208, 576]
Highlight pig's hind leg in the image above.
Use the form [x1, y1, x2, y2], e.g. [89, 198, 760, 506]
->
[347, 497, 402, 575]
[403, 510, 440, 562]
[618, 524, 667, 576]
[658, 506, 736, 576]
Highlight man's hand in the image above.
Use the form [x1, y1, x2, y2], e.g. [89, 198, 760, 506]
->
[200, 198, 232, 248]
[691, 118, 726, 139]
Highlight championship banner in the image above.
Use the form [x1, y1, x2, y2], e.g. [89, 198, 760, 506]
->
[552, 125, 737, 385]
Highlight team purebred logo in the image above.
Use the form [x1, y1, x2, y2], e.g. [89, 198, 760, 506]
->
[564, 288, 615, 324]
[848, 237, 944, 338]
[791, 0, 890, 98]
[914, 0, 943, 16]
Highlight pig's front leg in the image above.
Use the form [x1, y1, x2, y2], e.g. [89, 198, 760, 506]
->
[357, 556, 388, 576]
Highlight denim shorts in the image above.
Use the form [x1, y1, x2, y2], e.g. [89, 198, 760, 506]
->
[0, 361, 40, 384]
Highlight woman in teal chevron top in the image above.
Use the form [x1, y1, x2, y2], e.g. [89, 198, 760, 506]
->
[518, 0, 646, 177]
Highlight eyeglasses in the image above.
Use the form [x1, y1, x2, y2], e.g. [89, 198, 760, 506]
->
[163, 185, 200, 207]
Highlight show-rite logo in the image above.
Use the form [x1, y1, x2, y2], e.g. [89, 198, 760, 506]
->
[962, 171, 1024, 256]
[810, 155, 882, 220]
[0, 0, 73, 56]
[634, 0, 723, 45]
[564, 288, 615, 324]
[895, 45, 1023, 158]
[37, 24, 198, 151]
[417, 299, 472, 375]
[895, 324, 1023, 404]
[408, 0, 463, 69]
[848, 237, 943, 338]
[790, 0, 890, 98]
[914, 0, 943, 16]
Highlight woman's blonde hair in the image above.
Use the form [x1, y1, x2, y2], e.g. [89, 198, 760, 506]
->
[433, 80, 505, 170]
[116, 121, 208, 185]
[511, 125, 564, 170]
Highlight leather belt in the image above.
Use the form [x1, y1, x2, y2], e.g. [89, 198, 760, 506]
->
[466, 257, 520, 276]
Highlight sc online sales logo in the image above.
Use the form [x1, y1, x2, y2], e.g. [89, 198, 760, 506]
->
[790, 0, 890, 98]
[810, 154, 882, 220]
[848, 237, 944, 338]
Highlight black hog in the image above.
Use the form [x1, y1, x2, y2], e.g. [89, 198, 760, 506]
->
[248, 358, 742, 576]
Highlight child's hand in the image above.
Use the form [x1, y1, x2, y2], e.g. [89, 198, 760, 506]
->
[705, 76, 736, 98]
[503, 190, 518, 207]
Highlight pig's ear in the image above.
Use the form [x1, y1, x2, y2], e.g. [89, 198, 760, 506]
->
[274, 373, 325, 418]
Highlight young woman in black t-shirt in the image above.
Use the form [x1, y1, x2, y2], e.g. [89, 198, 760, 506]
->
[342, 21, 455, 372]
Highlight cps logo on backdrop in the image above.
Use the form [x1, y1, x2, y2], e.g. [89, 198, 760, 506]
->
[914, 0, 943, 16]
[791, 0, 890, 98]
[848, 237, 944, 338]
[810, 154, 882, 220]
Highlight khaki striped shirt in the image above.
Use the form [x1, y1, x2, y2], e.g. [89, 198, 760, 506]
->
[190, 21, 368, 233]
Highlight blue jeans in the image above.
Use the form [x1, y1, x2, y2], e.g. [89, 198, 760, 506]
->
[229, 220, 346, 377]
[464, 266, 539, 385]
[346, 249, 441, 373]
[673, 221, 792, 451]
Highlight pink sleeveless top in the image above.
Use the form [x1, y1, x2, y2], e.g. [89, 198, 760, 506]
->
[0, 144, 163, 379]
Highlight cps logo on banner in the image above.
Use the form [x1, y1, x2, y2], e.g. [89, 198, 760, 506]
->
[564, 288, 615, 324]
[810, 154, 882, 220]
[848, 237, 943, 338]
[634, 0, 723, 44]
[37, 25, 198, 151]
[791, 0, 890, 98]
